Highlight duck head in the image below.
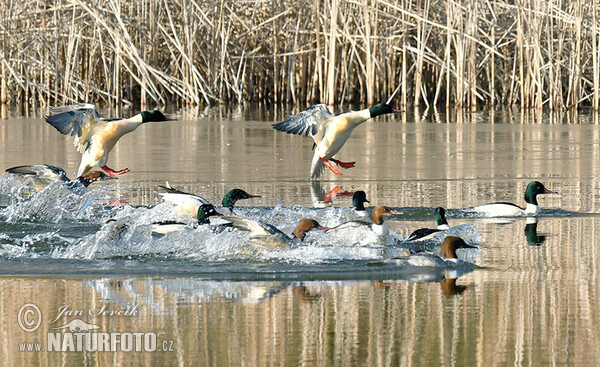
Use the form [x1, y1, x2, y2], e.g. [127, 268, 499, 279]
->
[524, 181, 556, 205]
[140, 110, 177, 123]
[292, 219, 330, 240]
[77, 171, 116, 187]
[370, 206, 402, 225]
[222, 188, 261, 213]
[434, 207, 448, 226]
[368, 103, 404, 118]
[440, 236, 477, 259]
[197, 203, 222, 224]
[352, 191, 370, 211]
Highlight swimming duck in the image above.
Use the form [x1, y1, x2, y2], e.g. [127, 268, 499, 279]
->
[5, 164, 114, 190]
[272, 103, 402, 179]
[471, 181, 557, 217]
[151, 203, 222, 235]
[221, 216, 329, 248]
[406, 207, 450, 242]
[352, 190, 370, 218]
[159, 182, 260, 216]
[45, 103, 176, 176]
[326, 205, 402, 238]
[392, 236, 478, 267]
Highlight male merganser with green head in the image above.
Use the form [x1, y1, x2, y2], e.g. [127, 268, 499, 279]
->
[5, 164, 115, 190]
[471, 181, 557, 217]
[406, 207, 450, 242]
[273, 103, 403, 179]
[221, 216, 329, 249]
[352, 190, 370, 218]
[159, 182, 260, 216]
[326, 205, 402, 238]
[45, 104, 176, 176]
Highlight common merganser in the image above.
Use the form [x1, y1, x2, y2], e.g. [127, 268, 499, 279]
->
[406, 207, 450, 242]
[159, 182, 260, 216]
[221, 216, 329, 248]
[352, 191, 370, 218]
[45, 104, 176, 176]
[326, 205, 402, 238]
[471, 181, 557, 217]
[5, 164, 115, 190]
[392, 236, 477, 267]
[272, 103, 402, 179]
[151, 203, 222, 235]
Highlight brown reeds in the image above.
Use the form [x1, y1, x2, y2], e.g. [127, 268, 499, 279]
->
[0, 0, 599, 110]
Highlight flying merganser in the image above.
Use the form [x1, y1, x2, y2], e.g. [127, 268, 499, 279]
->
[392, 236, 477, 267]
[221, 216, 329, 248]
[326, 205, 402, 238]
[406, 207, 450, 242]
[471, 181, 557, 217]
[352, 190, 370, 218]
[151, 203, 222, 235]
[5, 164, 115, 190]
[45, 103, 176, 176]
[159, 182, 260, 216]
[272, 103, 402, 179]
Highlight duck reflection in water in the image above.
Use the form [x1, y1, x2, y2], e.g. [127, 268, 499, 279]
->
[525, 217, 547, 246]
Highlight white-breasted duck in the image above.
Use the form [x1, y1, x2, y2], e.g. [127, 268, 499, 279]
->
[221, 216, 329, 249]
[159, 182, 260, 216]
[406, 207, 450, 242]
[471, 181, 557, 217]
[45, 104, 176, 176]
[326, 205, 402, 238]
[272, 103, 403, 179]
[5, 164, 115, 190]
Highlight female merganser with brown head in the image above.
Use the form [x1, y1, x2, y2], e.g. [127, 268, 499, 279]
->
[221, 216, 329, 249]
[392, 236, 478, 267]
[45, 104, 176, 176]
[5, 164, 115, 190]
[273, 103, 402, 179]
[471, 181, 557, 217]
[327, 205, 402, 238]
[406, 207, 450, 242]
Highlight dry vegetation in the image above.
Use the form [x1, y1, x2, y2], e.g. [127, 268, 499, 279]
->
[1, 0, 599, 110]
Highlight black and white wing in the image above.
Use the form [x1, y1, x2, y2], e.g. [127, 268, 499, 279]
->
[5, 164, 70, 183]
[158, 182, 210, 207]
[46, 103, 104, 137]
[406, 228, 443, 242]
[326, 220, 370, 234]
[272, 104, 333, 137]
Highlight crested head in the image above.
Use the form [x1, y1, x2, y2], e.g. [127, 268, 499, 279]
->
[434, 207, 448, 226]
[371, 206, 402, 225]
[222, 188, 260, 211]
[197, 203, 221, 224]
[140, 110, 176, 123]
[352, 191, 370, 210]
[524, 181, 556, 205]
[440, 236, 476, 259]
[368, 103, 403, 118]
[292, 218, 327, 240]
[77, 171, 114, 187]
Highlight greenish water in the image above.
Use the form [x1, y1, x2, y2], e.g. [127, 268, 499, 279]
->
[1, 106, 599, 365]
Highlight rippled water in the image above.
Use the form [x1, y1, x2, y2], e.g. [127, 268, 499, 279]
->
[1, 105, 599, 365]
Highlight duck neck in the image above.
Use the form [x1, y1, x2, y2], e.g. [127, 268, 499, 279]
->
[372, 222, 389, 237]
[524, 203, 541, 215]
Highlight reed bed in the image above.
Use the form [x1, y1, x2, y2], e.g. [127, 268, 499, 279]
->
[0, 0, 599, 110]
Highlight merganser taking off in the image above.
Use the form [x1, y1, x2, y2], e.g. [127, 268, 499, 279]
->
[45, 104, 176, 176]
[151, 203, 222, 235]
[272, 103, 402, 179]
[326, 205, 402, 238]
[471, 181, 557, 217]
[221, 216, 329, 248]
[352, 191, 370, 218]
[5, 164, 114, 190]
[392, 236, 478, 267]
[406, 207, 450, 242]
[159, 182, 260, 215]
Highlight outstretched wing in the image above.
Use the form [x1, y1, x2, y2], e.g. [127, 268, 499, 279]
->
[220, 215, 276, 237]
[46, 104, 108, 153]
[5, 164, 69, 182]
[272, 104, 333, 137]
